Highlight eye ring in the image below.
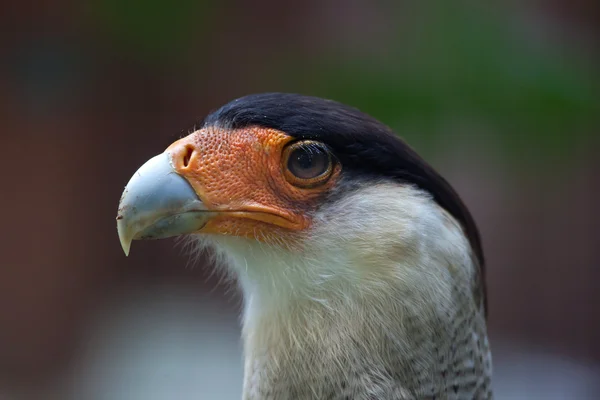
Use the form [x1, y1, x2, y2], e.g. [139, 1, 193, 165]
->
[282, 140, 334, 188]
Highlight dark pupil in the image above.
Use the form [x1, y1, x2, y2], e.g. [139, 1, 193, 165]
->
[288, 146, 329, 179]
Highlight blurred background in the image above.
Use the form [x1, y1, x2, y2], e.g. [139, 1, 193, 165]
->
[0, 0, 598, 399]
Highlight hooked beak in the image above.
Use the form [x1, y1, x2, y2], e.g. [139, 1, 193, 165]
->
[116, 152, 212, 256]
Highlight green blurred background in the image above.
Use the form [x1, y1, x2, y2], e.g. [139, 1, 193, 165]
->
[0, 0, 598, 399]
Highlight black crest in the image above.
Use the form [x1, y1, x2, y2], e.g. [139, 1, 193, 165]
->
[203, 93, 486, 310]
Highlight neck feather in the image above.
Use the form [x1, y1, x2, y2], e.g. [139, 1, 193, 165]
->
[198, 184, 482, 397]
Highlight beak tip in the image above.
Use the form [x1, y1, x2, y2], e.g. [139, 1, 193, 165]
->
[117, 220, 133, 257]
[119, 237, 132, 257]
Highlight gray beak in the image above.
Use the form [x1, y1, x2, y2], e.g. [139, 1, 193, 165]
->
[116, 152, 212, 256]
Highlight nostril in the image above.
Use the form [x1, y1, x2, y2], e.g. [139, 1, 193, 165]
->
[182, 146, 193, 168]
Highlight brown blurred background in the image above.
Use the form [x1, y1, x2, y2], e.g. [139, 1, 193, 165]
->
[0, 0, 598, 399]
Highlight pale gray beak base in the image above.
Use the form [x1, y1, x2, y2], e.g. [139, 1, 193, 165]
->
[117, 152, 212, 256]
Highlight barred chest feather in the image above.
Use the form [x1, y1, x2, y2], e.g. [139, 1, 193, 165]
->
[241, 287, 492, 400]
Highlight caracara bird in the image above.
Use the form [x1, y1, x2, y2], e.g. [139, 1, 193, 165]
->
[117, 93, 492, 399]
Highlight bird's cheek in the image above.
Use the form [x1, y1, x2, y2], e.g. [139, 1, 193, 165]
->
[164, 128, 331, 242]
[165, 132, 304, 226]
[165, 130, 284, 210]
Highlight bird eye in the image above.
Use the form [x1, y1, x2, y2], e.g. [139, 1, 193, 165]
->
[283, 141, 333, 188]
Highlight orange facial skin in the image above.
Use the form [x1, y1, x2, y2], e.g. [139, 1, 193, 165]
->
[166, 126, 341, 245]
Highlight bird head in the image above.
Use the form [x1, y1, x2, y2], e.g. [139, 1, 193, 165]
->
[117, 93, 485, 311]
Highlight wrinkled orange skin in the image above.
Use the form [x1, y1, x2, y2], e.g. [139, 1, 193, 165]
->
[166, 126, 341, 244]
